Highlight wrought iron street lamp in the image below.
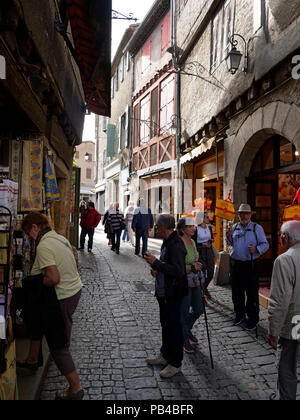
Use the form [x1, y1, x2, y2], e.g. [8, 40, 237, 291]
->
[226, 34, 249, 74]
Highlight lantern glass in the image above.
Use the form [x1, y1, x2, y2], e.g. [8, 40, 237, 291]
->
[226, 47, 242, 74]
[170, 123, 177, 136]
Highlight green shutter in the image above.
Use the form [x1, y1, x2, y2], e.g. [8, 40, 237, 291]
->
[107, 124, 116, 157]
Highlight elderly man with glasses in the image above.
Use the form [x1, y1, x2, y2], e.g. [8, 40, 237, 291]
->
[268, 220, 300, 400]
[144, 214, 188, 378]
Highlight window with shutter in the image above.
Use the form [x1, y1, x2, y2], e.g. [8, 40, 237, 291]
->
[133, 105, 140, 149]
[160, 74, 175, 135]
[161, 10, 171, 55]
[142, 38, 152, 75]
[211, 0, 235, 73]
[140, 95, 151, 145]
[86, 168, 92, 179]
[106, 124, 116, 157]
[151, 87, 159, 138]
[120, 113, 127, 151]
[120, 56, 124, 82]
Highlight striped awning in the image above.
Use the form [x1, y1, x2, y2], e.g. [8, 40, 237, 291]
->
[66, 0, 112, 116]
[180, 137, 216, 164]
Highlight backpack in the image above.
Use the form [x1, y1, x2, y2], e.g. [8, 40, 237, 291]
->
[232, 222, 258, 244]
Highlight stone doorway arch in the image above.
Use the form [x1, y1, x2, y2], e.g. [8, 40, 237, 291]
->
[225, 101, 300, 204]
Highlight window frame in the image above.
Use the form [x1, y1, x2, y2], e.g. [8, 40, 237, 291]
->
[210, 0, 236, 73]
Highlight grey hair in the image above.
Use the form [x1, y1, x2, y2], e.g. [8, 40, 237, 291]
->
[281, 220, 300, 244]
[156, 214, 175, 229]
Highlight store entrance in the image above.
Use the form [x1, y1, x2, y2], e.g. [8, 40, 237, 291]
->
[247, 135, 300, 285]
[247, 178, 277, 281]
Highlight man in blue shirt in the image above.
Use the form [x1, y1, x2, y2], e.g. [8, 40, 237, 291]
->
[226, 204, 269, 330]
[132, 198, 154, 257]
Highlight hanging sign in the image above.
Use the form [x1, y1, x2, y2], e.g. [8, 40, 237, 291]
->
[283, 188, 300, 222]
[215, 189, 236, 221]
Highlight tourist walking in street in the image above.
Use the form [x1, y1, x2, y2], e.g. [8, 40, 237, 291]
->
[103, 204, 114, 246]
[20, 212, 84, 400]
[124, 201, 135, 247]
[132, 198, 154, 257]
[79, 200, 86, 215]
[178, 217, 204, 354]
[226, 203, 269, 330]
[108, 203, 125, 254]
[79, 201, 101, 252]
[144, 214, 187, 378]
[267, 220, 300, 400]
[193, 212, 215, 299]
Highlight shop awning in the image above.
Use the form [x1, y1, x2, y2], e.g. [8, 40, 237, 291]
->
[66, 0, 112, 116]
[180, 137, 216, 164]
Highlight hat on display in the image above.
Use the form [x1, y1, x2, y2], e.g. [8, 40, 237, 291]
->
[238, 203, 255, 213]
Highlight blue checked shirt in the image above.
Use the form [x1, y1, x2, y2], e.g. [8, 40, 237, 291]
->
[226, 221, 269, 261]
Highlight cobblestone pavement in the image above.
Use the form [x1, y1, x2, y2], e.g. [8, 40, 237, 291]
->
[40, 229, 300, 400]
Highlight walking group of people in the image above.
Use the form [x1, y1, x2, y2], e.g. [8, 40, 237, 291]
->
[16, 200, 300, 400]
[144, 205, 300, 401]
[102, 198, 154, 257]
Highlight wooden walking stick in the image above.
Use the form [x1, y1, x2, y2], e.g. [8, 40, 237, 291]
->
[198, 271, 214, 369]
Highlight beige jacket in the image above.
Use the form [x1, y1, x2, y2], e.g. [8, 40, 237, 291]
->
[268, 243, 300, 340]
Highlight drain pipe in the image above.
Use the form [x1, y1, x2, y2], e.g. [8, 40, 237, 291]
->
[170, 0, 182, 219]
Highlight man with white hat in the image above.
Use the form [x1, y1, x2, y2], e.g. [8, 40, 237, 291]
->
[226, 204, 269, 330]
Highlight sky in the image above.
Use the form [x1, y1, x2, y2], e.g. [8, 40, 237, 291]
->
[82, 0, 156, 141]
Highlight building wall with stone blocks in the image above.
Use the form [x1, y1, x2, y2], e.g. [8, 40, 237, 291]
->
[175, 0, 300, 141]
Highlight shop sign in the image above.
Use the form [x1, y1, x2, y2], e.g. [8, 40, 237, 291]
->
[0, 55, 6, 79]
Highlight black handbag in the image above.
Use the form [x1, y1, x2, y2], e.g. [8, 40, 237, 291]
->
[22, 274, 67, 350]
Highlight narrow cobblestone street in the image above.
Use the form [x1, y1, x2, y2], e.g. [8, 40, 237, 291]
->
[39, 229, 299, 401]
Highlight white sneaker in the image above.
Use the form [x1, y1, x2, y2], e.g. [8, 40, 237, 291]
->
[159, 364, 180, 378]
[146, 353, 168, 366]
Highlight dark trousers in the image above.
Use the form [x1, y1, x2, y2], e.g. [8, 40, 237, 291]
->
[157, 297, 184, 368]
[135, 229, 148, 256]
[230, 258, 259, 323]
[111, 229, 122, 251]
[197, 245, 215, 289]
[50, 290, 81, 376]
[80, 227, 95, 250]
[277, 338, 299, 400]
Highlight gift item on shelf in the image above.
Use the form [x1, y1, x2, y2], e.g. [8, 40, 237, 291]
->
[0, 180, 18, 220]
[0, 206, 14, 378]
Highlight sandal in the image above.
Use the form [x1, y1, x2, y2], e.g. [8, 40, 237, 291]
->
[55, 388, 84, 400]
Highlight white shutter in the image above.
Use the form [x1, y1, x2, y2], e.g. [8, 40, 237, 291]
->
[125, 105, 130, 148]
[118, 116, 121, 153]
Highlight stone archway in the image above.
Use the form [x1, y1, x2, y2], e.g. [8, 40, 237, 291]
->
[224, 101, 300, 205]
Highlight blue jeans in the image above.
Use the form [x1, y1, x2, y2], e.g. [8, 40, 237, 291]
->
[180, 286, 204, 343]
[122, 227, 129, 241]
[135, 229, 148, 256]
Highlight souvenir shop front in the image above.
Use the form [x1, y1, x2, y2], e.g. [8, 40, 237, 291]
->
[181, 139, 224, 251]
[0, 137, 61, 400]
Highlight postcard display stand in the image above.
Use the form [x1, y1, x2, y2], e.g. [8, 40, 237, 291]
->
[0, 206, 18, 400]
[0, 206, 13, 370]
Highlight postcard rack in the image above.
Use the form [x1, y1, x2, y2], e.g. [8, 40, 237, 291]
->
[0, 206, 12, 374]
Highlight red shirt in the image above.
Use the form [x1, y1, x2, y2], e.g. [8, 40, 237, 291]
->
[80, 208, 101, 229]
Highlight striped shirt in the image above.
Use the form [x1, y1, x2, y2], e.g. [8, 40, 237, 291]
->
[108, 210, 124, 231]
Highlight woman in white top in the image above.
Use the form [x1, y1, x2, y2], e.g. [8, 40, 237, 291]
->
[193, 212, 215, 298]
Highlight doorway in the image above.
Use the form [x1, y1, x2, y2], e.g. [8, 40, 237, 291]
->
[247, 136, 300, 282]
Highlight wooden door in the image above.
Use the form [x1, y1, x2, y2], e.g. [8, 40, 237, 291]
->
[248, 179, 277, 282]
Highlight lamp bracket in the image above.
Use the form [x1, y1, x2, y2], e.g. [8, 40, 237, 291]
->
[112, 10, 138, 21]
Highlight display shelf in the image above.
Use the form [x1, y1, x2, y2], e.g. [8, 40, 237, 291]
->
[0, 206, 12, 374]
